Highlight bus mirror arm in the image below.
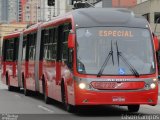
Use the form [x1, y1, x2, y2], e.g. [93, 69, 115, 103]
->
[68, 32, 75, 49]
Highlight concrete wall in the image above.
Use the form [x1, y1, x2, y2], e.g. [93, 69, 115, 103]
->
[112, 0, 137, 8]
[8, 0, 19, 23]
[102, 0, 112, 7]
[137, 0, 148, 4]
[100, 0, 137, 8]
[131, 0, 160, 38]
[0, 0, 8, 23]
[0, 0, 20, 23]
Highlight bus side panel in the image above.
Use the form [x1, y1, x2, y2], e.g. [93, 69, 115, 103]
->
[10, 62, 18, 87]
[62, 64, 76, 105]
[43, 61, 57, 100]
[5, 62, 18, 87]
[55, 62, 62, 102]
[25, 61, 36, 91]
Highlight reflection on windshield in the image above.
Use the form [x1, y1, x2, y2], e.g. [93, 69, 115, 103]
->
[116, 41, 139, 77]
[97, 41, 114, 77]
[76, 27, 155, 75]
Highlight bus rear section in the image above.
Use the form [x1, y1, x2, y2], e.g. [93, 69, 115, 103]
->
[1, 32, 20, 91]
[64, 8, 159, 112]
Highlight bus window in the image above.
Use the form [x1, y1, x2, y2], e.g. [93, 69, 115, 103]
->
[50, 28, 57, 60]
[40, 30, 45, 60]
[2, 40, 7, 61]
[43, 29, 50, 60]
[62, 24, 70, 62]
[44, 29, 49, 60]
[22, 36, 27, 60]
[62, 23, 73, 69]
[5, 39, 14, 61]
[57, 25, 63, 61]
[27, 33, 37, 60]
[13, 37, 19, 61]
[42, 28, 57, 61]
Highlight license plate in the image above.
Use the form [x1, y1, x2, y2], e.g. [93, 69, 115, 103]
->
[91, 82, 117, 89]
[112, 97, 125, 102]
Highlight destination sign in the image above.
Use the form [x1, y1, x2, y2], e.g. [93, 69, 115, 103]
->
[99, 30, 133, 37]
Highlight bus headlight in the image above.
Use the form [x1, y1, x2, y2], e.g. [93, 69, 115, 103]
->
[150, 83, 156, 89]
[79, 83, 86, 89]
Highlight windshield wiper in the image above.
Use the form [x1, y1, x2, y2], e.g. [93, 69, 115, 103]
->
[116, 41, 139, 77]
[97, 41, 114, 77]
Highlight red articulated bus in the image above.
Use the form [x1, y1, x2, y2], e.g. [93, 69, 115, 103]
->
[1, 8, 159, 112]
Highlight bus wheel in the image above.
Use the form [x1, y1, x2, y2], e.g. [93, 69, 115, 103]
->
[24, 87, 29, 96]
[44, 91, 50, 104]
[43, 80, 50, 104]
[8, 85, 14, 91]
[6, 74, 13, 91]
[65, 103, 75, 113]
[16, 87, 20, 91]
[128, 105, 140, 112]
[61, 82, 75, 113]
[22, 75, 29, 96]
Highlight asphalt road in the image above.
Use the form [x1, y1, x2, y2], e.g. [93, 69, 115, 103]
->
[0, 80, 160, 120]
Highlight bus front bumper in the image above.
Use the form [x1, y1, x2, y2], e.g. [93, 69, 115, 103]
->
[74, 88, 158, 106]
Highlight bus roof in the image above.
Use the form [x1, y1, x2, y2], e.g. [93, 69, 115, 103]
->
[71, 8, 149, 28]
[41, 14, 72, 29]
[3, 31, 21, 40]
[4, 8, 148, 38]
[23, 22, 42, 35]
[41, 8, 149, 30]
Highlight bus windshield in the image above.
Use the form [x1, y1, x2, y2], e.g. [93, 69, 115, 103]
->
[76, 27, 155, 76]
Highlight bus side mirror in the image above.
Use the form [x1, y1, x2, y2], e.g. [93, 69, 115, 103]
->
[68, 33, 75, 49]
[153, 36, 159, 51]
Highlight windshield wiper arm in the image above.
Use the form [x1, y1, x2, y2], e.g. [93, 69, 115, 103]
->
[116, 41, 139, 77]
[97, 41, 114, 77]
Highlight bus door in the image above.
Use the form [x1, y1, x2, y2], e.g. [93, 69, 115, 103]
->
[25, 33, 37, 91]
[56, 23, 71, 100]
[40, 28, 57, 98]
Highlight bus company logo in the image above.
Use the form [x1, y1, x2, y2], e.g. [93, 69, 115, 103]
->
[114, 83, 123, 89]
[105, 79, 130, 82]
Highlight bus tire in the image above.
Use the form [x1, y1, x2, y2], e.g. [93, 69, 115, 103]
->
[15, 87, 20, 92]
[65, 103, 75, 113]
[61, 81, 75, 113]
[43, 79, 50, 104]
[24, 87, 29, 96]
[8, 85, 14, 91]
[44, 91, 50, 104]
[22, 73, 25, 88]
[128, 105, 140, 112]
[6, 73, 14, 91]
[23, 77, 29, 96]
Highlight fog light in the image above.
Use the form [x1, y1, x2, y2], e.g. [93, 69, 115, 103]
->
[79, 83, 86, 89]
[153, 78, 157, 82]
[145, 84, 150, 90]
[150, 83, 156, 89]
